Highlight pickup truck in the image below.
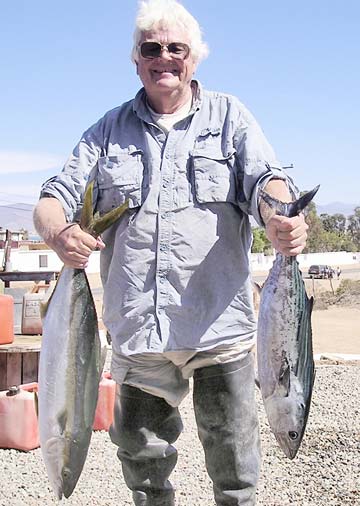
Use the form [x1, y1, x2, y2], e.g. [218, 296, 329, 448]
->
[308, 264, 334, 279]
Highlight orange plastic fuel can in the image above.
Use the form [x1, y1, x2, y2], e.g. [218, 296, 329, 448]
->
[0, 382, 39, 451]
[0, 294, 14, 345]
[93, 372, 116, 431]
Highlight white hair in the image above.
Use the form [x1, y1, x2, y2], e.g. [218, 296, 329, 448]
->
[131, 0, 209, 64]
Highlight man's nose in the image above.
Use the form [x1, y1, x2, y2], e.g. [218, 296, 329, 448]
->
[159, 47, 173, 60]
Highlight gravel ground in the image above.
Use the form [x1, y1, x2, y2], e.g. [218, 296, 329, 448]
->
[0, 361, 359, 506]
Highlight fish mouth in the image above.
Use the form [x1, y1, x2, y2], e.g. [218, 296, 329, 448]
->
[62, 473, 78, 499]
[274, 432, 302, 460]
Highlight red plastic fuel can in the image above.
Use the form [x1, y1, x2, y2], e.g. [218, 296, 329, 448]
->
[0, 294, 14, 345]
[93, 372, 116, 431]
[0, 382, 39, 451]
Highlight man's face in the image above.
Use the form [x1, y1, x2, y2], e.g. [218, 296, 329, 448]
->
[136, 26, 197, 107]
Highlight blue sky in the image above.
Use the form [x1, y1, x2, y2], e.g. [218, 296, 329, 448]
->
[0, 0, 359, 209]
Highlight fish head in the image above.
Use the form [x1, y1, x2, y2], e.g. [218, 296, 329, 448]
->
[60, 460, 83, 499]
[42, 436, 69, 499]
[42, 434, 91, 499]
[61, 433, 92, 498]
[264, 394, 306, 460]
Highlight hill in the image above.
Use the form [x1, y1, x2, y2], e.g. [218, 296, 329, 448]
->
[0, 200, 358, 234]
[316, 202, 358, 216]
[0, 203, 35, 233]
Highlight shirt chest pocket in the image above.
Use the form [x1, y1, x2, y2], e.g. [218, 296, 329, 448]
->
[96, 151, 144, 212]
[192, 148, 238, 205]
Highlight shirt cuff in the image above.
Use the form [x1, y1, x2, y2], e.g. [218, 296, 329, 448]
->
[250, 168, 298, 227]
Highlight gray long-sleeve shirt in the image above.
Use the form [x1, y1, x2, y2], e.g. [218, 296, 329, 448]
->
[41, 81, 294, 356]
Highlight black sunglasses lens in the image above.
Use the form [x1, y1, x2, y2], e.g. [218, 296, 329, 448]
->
[168, 43, 189, 58]
[141, 42, 162, 59]
[140, 42, 189, 59]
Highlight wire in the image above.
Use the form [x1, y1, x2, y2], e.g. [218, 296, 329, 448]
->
[0, 204, 34, 212]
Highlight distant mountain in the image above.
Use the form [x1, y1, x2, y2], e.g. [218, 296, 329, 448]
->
[0, 203, 36, 233]
[316, 202, 358, 217]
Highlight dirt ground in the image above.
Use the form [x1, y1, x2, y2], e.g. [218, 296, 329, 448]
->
[303, 266, 360, 355]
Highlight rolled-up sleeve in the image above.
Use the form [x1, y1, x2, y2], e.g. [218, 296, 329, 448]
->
[39, 120, 103, 222]
[233, 103, 297, 226]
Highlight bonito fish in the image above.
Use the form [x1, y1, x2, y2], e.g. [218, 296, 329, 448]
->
[257, 185, 319, 460]
[38, 183, 128, 499]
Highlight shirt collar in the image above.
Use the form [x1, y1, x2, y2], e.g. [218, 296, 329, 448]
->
[133, 80, 203, 122]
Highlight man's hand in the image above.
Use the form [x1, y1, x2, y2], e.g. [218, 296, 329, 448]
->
[260, 179, 308, 257]
[265, 214, 308, 257]
[50, 223, 105, 269]
[33, 197, 105, 269]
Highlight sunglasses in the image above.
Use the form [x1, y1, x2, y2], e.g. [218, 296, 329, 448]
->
[139, 41, 190, 60]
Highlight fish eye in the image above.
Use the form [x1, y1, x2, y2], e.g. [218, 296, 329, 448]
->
[288, 431, 299, 440]
[62, 467, 72, 479]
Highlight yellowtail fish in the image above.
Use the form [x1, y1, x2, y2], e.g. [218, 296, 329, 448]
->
[38, 182, 128, 498]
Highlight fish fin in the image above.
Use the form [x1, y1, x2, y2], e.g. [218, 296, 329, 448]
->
[77, 181, 129, 236]
[40, 300, 49, 319]
[259, 185, 320, 218]
[287, 186, 320, 217]
[34, 391, 39, 418]
[80, 181, 95, 232]
[57, 409, 68, 435]
[105, 330, 112, 344]
[99, 330, 108, 378]
[39, 278, 58, 318]
[277, 355, 291, 397]
[308, 295, 314, 314]
[91, 200, 129, 236]
[252, 281, 263, 295]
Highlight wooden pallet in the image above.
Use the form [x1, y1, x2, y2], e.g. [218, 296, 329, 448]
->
[0, 336, 41, 391]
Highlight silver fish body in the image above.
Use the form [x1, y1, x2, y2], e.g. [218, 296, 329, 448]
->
[38, 267, 102, 499]
[257, 187, 318, 459]
[38, 182, 129, 498]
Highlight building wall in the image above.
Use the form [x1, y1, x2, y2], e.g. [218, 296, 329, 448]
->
[1, 249, 359, 275]
[251, 251, 360, 272]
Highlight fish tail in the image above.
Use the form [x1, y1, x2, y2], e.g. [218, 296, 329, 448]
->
[260, 185, 320, 218]
[80, 181, 130, 236]
[34, 390, 39, 418]
[91, 200, 129, 236]
[287, 185, 320, 217]
[80, 181, 96, 232]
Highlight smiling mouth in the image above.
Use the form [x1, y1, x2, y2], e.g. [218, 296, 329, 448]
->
[152, 69, 178, 75]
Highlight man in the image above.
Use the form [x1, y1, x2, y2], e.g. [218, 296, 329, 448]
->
[33, 1, 308, 504]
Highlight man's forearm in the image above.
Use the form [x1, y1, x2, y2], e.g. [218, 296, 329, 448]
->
[259, 179, 293, 224]
[33, 198, 67, 246]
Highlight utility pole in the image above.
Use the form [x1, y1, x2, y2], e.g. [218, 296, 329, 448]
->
[2, 230, 12, 272]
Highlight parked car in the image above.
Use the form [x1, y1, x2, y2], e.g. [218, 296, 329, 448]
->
[308, 265, 334, 279]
